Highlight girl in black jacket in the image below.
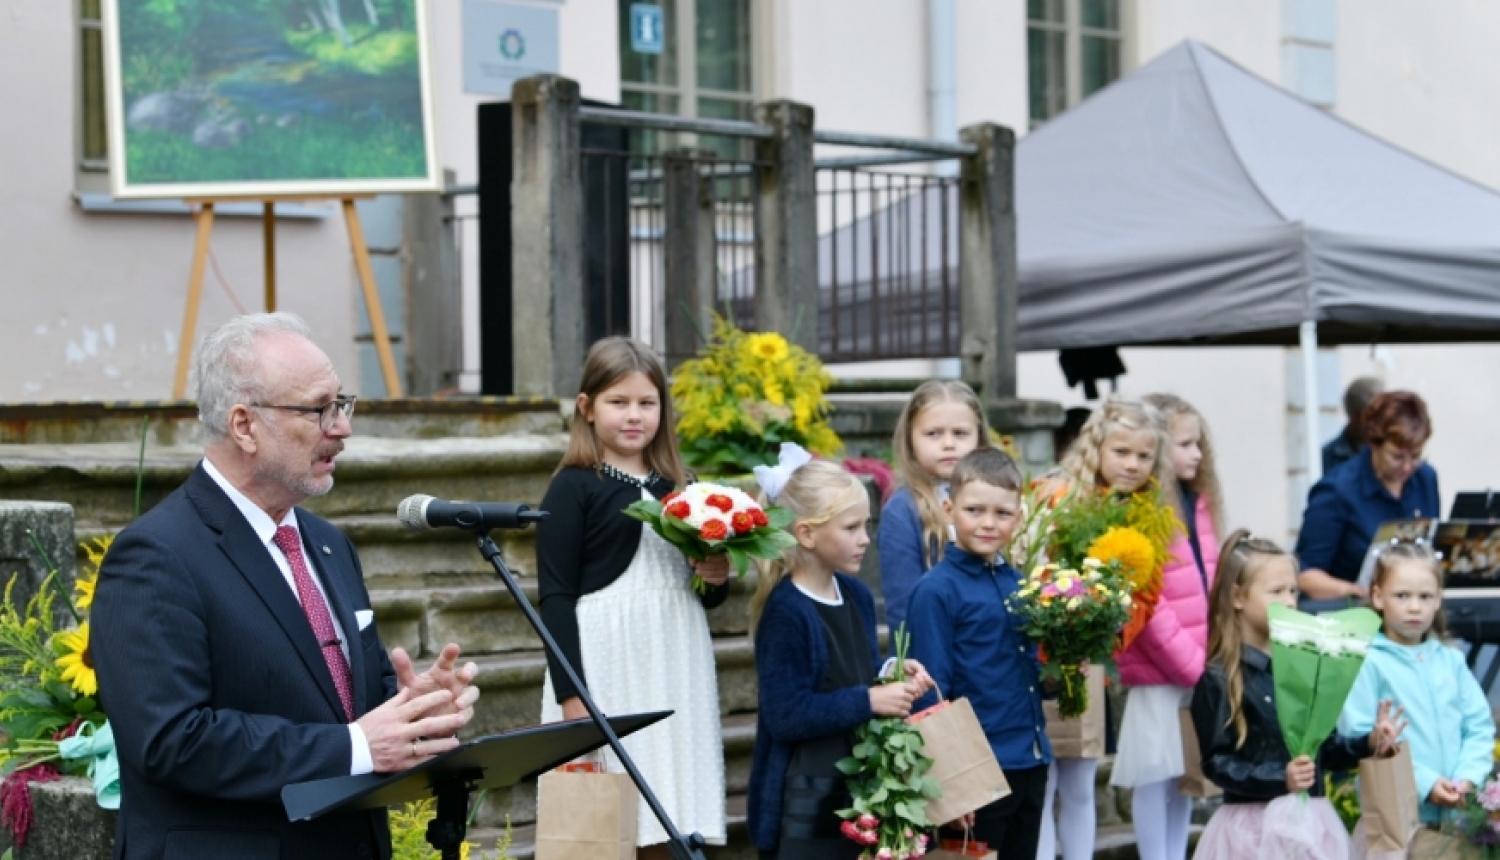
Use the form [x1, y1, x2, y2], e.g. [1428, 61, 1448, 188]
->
[1190, 530, 1403, 860]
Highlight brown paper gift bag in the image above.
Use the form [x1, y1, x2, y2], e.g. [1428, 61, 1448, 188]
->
[1043, 665, 1106, 759]
[534, 769, 639, 860]
[1410, 828, 1484, 860]
[1176, 708, 1221, 798]
[910, 696, 1011, 827]
[1357, 743, 1421, 855]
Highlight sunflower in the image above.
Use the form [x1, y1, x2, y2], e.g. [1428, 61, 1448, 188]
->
[55, 622, 96, 697]
[745, 332, 790, 363]
[1087, 527, 1156, 587]
[74, 570, 97, 612]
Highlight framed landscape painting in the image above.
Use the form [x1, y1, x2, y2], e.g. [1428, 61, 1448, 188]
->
[103, 0, 441, 199]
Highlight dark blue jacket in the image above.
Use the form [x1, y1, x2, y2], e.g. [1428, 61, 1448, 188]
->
[907, 544, 1051, 772]
[747, 574, 881, 851]
[878, 488, 936, 630]
[1295, 447, 1440, 582]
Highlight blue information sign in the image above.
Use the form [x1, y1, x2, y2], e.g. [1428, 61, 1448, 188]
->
[630, 3, 665, 55]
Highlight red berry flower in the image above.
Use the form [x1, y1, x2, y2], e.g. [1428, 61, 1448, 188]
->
[662, 491, 681, 506]
[750, 508, 769, 527]
[699, 519, 729, 541]
[731, 511, 755, 535]
[705, 494, 734, 513]
[665, 500, 692, 520]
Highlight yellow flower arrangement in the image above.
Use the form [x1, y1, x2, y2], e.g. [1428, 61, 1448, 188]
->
[673, 315, 843, 473]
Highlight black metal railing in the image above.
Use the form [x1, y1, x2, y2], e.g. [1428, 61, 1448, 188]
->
[817, 167, 962, 362]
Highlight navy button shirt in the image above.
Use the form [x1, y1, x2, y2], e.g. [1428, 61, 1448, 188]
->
[1295, 448, 1440, 583]
[906, 544, 1051, 772]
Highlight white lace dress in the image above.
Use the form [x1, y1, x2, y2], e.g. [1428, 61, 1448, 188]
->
[539, 489, 727, 847]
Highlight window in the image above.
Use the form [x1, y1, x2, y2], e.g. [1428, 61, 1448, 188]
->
[1281, 0, 1336, 107]
[80, 0, 108, 170]
[1028, 0, 1124, 127]
[618, 0, 754, 157]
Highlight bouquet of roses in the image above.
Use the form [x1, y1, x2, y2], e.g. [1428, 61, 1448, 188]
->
[1007, 557, 1133, 718]
[836, 627, 939, 860]
[623, 482, 797, 592]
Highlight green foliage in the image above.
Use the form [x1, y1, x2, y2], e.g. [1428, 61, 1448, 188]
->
[287, 27, 418, 75]
[1325, 771, 1361, 834]
[388, 798, 513, 860]
[124, 117, 426, 184]
[0, 572, 105, 777]
[836, 628, 939, 857]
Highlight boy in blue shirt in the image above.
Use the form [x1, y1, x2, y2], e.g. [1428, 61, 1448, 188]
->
[907, 447, 1050, 856]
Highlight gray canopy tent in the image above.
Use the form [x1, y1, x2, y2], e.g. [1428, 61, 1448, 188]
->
[1016, 39, 1500, 479]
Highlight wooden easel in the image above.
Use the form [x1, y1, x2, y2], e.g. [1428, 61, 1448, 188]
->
[171, 197, 405, 399]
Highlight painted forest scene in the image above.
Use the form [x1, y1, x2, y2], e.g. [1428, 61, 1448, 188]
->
[115, 0, 430, 189]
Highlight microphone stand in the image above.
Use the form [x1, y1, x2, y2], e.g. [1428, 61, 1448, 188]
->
[472, 529, 710, 860]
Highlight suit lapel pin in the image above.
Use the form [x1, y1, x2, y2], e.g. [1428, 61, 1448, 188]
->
[321, 545, 332, 555]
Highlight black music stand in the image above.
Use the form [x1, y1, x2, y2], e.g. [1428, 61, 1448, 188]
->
[283, 712, 669, 859]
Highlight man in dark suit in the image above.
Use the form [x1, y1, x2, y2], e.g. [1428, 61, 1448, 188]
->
[93, 313, 480, 860]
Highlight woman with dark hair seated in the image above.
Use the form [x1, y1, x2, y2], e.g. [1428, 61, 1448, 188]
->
[1296, 390, 1440, 600]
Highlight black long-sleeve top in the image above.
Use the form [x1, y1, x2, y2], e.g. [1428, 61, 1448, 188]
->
[537, 466, 730, 702]
[1189, 644, 1372, 804]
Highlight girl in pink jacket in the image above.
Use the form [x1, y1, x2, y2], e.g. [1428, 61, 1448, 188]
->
[1110, 394, 1224, 860]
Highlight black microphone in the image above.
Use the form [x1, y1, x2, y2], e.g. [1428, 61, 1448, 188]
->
[396, 495, 549, 532]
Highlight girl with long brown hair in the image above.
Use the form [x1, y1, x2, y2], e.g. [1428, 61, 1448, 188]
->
[1190, 531, 1402, 860]
[877, 380, 992, 629]
[536, 336, 731, 856]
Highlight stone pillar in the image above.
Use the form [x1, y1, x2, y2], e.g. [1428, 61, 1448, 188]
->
[511, 75, 585, 397]
[0, 502, 76, 629]
[753, 100, 817, 350]
[404, 168, 463, 397]
[958, 122, 1018, 401]
[663, 149, 718, 367]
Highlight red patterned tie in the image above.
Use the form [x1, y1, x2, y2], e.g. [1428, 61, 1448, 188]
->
[273, 526, 355, 721]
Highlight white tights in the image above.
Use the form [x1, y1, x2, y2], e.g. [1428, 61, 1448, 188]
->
[1036, 757, 1097, 860]
[1131, 778, 1192, 860]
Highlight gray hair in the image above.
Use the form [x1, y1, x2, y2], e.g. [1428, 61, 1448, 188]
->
[192, 313, 312, 438]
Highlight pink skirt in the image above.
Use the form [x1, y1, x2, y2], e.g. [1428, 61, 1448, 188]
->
[1194, 796, 1350, 860]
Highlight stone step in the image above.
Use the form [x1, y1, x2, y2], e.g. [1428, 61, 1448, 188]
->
[463, 638, 760, 741]
[0, 434, 569, 530]
[0, 399, 564, 446]
[465, 711, 757, 833]
[366, 566, 757, 660]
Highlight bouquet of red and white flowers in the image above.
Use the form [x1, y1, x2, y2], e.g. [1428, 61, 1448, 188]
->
[624, 482, 797, 592]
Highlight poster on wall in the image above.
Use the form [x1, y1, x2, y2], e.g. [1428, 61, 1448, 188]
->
[102, 0, 441, 199]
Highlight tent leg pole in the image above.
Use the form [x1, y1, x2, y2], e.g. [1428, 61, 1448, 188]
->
[1300, 320, 1323, 484]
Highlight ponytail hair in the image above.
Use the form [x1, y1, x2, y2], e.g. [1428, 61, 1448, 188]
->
[1370, 541, 1447, 640]
[1206, 529, 1295, 748]
[749, 461, 869, 636]
[892, 380, 991, 569]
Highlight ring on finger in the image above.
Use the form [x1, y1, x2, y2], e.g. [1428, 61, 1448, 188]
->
[411, 739, 418, 758]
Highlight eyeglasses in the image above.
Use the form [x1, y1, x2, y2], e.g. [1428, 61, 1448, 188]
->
[251, 395, 357, 432]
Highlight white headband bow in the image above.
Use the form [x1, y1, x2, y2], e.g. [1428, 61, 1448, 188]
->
[753, 442, 814, 503]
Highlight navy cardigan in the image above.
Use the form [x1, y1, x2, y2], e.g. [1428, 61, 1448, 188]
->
[747, 574, 883, 850]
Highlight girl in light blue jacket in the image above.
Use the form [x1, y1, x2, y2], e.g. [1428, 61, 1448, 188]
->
[1339, 542, 1495, 826]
